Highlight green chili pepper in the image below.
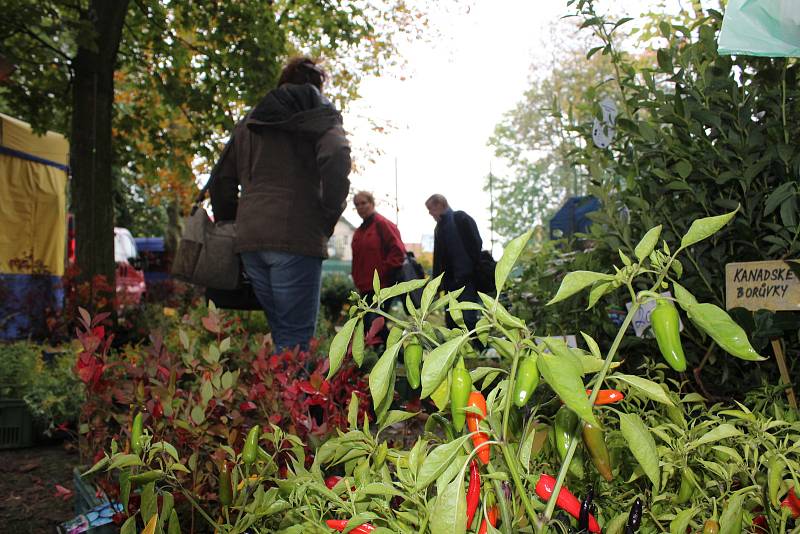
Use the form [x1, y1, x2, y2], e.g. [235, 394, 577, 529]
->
[554, 407, 584, 479]
[404, 343, 423, 390]
[513, 355, 539, 407]
[219, 462, 232, 506]
[769, 454, 785, 507]
[131, 412, 143, 455]
[702, 519, 720, 534]
[450, 358, 472, 432]
[674, 469, 695, 504]
[128, 469, 164, 485]
[581, 421, 612, 481]
[243, 425, 260, 465]
[650, 299, 687, 372]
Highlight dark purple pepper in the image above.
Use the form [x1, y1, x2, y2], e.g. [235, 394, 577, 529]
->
[578, 487, 594, 532]
[624, 497, 642, 533]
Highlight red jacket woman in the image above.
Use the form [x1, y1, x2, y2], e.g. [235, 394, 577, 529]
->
[351, 191, 406, 295]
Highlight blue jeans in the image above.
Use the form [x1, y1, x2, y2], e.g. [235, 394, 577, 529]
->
[241, 250, 322, 352]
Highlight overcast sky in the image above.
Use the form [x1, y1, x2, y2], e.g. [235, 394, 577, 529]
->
[341, 0, 581, 255]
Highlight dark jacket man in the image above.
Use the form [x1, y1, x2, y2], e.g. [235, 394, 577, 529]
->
[210, 83, 351, 258]
[428, 205, 482, 292]
[425, 194, 482, 330]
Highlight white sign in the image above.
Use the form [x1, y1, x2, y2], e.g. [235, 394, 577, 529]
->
[592, 97, 617, 149]
[625, 292, 683, 338]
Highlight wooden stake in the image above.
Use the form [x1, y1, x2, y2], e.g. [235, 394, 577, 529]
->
[771, 338, 798, 410]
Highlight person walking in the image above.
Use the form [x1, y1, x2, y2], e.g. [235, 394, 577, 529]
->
[425, 193, 482, 330]
[351, 191, 406, 340]
[351, 191, 406, 296]
[210, 57, 351, 352]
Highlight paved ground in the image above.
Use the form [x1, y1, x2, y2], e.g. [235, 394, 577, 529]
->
[0, 444, 79, 534]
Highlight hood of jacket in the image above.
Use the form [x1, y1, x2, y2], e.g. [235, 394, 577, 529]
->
[246, 83, 342, 138]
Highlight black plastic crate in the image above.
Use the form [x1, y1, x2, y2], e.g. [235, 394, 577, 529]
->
[0, 398, 34, 449]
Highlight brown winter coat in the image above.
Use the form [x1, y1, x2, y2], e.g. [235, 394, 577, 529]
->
[210, 83, 351, 258]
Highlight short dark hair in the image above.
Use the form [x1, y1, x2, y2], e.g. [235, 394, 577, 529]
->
[425, 194, 448, 208]
[278, 57, 327, 90]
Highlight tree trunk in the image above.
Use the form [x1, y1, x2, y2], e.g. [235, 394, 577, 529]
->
[70, 0, 129, 310]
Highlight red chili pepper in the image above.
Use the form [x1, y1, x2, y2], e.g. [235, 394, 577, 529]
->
[325, 519, 375, 533]
[782, 486, 800, 518]
[467, 391, 490, 464]
[325, 475, 342, 489]
[752, 514, 768, 533]
[466, 460, 481, 528]
[477, 505, 498, 534]
[587, 389, 624, 405]
[535, 474, 600, 533]
[789, 486, 800, 510]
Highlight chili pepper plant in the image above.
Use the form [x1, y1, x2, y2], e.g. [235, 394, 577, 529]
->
[87, 208, 799, 533]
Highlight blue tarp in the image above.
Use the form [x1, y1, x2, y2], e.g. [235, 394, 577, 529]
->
[134, 237, 169, 284]
[0, 274, 63, 340]
[134, 237, 164, 252]
[549, 196, 601, 240]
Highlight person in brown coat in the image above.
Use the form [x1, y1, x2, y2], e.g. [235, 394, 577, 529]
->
[210, 57, 351, 351]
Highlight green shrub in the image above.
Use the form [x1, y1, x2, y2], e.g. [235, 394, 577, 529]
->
[0, 342, 83, 430]
[0, 342, 39, 398]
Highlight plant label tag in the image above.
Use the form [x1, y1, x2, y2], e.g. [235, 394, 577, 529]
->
[725, 259, 800, 311]
[591, 97, 617, 148]
[626, 291, 683, 338]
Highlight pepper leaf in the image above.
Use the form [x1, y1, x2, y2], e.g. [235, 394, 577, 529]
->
[547, 271, 614, 305]
[420, 273, 444, 316]
[669, 508, 696, 534]
[495, 229, 532, 293]
[347, 392, 359, 430]
[120, 517, 137, 534]
[671, 281, 698, 312]
[610, 374, 675, 406]
[688, 423, 743, 449]
[430, 460, 468, 534]
[327, 317, 358, 379]
[538, 340, 599, 427]
[379, 277, 428, 302]
[352, 319, 365, 367]
[430, 372, 451, 411]
[619, 412, 661, 490]
[415, 435, 472, 491]
[719, 491, 746, 534]
[635, 224, 662, 261]
[421, 335, 468, 398]
[369, 341, 402, 411]
[679, 208, 738, 249]
[686, 303, 766, 361]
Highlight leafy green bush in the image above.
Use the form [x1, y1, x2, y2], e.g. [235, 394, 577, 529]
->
[24, 350, 83, 431]
[0, 341, 83, 431]
[0, 342, 39, 398]
[320, 272, 357, 324]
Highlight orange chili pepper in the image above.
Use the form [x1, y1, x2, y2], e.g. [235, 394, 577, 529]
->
[467, 391, 490, 464]
[477, 505, 498, 534]
[586, 389, 624, 405]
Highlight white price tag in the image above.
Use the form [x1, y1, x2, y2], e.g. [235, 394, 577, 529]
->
[625, 292, 683, 338]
